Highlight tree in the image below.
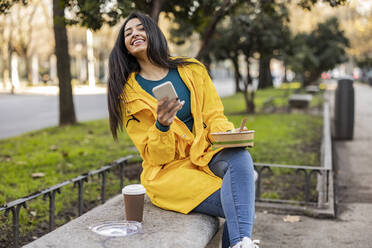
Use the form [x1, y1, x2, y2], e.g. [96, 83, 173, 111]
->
[53, 0, 76, 125]
[251, 1, 290, 89]
[0, 0, 26, 14]
[338, 2, 372, 79]
[0, 0, 77, 125]
[237, 13, 258, 113]
[288, 17, 349, 86]
[208, 18, 244, 93]
[65, 0, 247, 65]
[0, 13, 14, 90]
[63, 0, 346, 65]
[11, 1, 38, 84]
[297, 0, 346, 10]
[166, 0, 248, 64]
[209, 3, 259, 113]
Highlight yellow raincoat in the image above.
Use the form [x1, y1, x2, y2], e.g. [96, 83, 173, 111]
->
[122, 58, 234, 214]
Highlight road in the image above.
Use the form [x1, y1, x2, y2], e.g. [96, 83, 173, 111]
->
[0, 94, 108, 139]
[0, 79, 235, 140]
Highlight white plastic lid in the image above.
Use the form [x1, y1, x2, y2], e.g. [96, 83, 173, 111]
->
[90, 221, 143, 237]
[122, 184, 146, 195]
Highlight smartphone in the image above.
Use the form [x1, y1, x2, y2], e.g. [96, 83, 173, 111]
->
[152, 81, 179, 103]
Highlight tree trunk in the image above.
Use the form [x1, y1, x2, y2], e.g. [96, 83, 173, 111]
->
[150, 0, 166, 23]
[196, 0, 232, 61]
[11, 52, 20, 90]
[283, 61, 288, 82]
[53, 0, 76, 125]
[303, 71, 320, 87]
[230, 55, 242, 93]
[258, 54, 272, 89]
[25, 54, 32, 84]
[1, 44, 10, 89]
[244, 55, 255, 113]
[31, 54, 39, 84]
[86, 29, 95, 87]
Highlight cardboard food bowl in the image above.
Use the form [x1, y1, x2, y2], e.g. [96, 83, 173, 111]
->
[209, 130, 255, 148]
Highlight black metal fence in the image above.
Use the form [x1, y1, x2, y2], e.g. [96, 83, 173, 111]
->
[253, 91, 334, 217]
[254, 163, 330, 204]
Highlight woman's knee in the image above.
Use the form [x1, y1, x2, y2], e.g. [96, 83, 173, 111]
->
[209, 148, 254, 178]
[229, 148, 254, 174]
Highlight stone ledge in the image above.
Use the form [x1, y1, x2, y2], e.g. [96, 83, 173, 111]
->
[24, 194, 219, 248]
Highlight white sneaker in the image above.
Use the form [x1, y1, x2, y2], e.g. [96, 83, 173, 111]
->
[231, 241, 243, 248]
[241, 237, 260, 248]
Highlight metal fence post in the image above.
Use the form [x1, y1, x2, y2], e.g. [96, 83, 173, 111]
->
[43, 189, 61, 231]
[5, 203, 26, 248]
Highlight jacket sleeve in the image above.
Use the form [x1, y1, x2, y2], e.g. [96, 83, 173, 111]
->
[124, 112, 176, 166]
[200, 66, 235, 133]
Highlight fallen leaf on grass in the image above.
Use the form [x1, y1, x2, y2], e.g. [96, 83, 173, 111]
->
[50, 145, 58, 151]
[283, 215, 301, 223]
[31, 172, 45, 178]
[61, 150, 69, 158]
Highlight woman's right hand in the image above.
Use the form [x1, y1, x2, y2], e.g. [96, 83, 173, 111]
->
[157, 97, 185, 126]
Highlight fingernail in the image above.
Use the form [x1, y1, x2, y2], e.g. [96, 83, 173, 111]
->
[180, 100, 185, 105]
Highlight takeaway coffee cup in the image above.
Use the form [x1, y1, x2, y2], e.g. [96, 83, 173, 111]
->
[122, 184, 146, 222]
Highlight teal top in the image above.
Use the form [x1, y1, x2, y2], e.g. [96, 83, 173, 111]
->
[136, 68, 194, 132]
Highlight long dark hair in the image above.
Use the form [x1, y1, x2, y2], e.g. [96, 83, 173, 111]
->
[108, 12, 194, 139]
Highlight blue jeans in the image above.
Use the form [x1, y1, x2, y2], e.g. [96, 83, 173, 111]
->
[191, 148, 255, 248]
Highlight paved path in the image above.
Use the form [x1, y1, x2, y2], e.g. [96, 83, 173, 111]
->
[252, 83, 372, 247]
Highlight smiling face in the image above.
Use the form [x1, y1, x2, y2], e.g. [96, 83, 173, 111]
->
[124, 18, 148, 58]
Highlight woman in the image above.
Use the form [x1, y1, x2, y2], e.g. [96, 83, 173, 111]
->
[107, 12, 259, 248]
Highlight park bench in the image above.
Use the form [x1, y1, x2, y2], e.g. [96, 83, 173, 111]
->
[305, 85, 320, 94]
[288, 94, 313, 109]
[24, 194, 219, 248]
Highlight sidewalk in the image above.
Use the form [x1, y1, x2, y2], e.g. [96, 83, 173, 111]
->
[0, 78, 235, 97]
[252, 83, 372, 247]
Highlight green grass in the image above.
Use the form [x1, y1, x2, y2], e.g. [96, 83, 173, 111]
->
[227, 113, 322, 166]
[0, 120, 137, 204]
[222, 83, 309, 113]
[222, 88, 293, 113]
[0, 86, 323, 245]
